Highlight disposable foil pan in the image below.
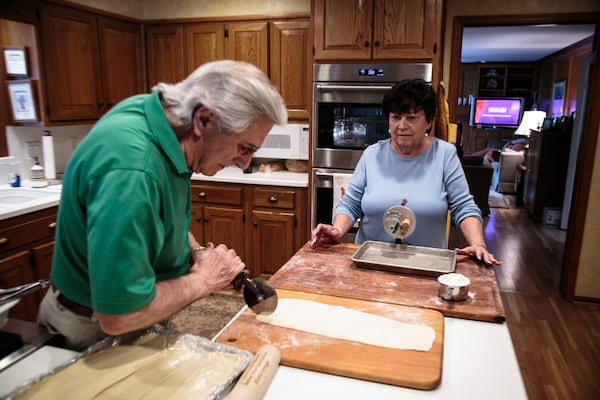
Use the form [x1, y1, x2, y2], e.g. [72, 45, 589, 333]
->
[351, 240, 456, 277]
[6, 324, 253, 400]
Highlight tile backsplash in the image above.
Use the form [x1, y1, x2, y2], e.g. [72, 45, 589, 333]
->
[5, 124, 92, 182]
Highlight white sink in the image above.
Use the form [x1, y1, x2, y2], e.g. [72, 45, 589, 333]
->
[0, 188, 58, 204]
[0, 185, 61, 220]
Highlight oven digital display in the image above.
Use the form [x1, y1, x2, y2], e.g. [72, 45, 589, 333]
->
[358, 68, 384, 77]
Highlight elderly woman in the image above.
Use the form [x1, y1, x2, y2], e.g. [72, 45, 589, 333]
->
[38, 60, 288, 350]
[311, 79, 500, 266]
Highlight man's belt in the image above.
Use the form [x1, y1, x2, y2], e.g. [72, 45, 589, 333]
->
[52, 285, 94, 318]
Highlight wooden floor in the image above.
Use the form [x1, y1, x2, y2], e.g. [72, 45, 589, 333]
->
[451, 195, 600, 400]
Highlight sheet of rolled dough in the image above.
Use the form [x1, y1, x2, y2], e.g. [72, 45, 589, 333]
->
[256, 298, 435, 351]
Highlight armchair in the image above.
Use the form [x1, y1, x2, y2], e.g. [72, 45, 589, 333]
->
[496, 150, 525, 194]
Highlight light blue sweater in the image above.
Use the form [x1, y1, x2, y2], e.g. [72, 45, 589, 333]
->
[336, 138, 482, 248]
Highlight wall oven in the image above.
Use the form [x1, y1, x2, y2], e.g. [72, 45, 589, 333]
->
[311, 63, 433, 236]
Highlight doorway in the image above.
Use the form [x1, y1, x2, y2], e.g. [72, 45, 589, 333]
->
[448, 14, 600, 300]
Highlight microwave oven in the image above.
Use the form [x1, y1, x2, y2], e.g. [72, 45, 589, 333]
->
[254, 123, 309, 160]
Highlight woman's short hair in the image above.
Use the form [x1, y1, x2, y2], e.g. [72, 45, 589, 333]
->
[153, 60, 287, 133]
[382, 79, 436, 123]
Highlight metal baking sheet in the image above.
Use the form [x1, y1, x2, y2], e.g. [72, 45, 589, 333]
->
[351, 240, 456, 277]
[6, 325, 253, 400]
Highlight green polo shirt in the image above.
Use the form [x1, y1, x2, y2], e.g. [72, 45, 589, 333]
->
[51, 92, 192, 314]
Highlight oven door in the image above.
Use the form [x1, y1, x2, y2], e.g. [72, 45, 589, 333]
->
[311, 167, 358, 243]
[312, 83, 391, 170]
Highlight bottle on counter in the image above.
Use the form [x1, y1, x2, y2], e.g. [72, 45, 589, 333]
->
[9, 161, 21, 187]
[30, 157, 48, 188]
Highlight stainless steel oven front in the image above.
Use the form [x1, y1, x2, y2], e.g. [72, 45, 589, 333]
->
[311, 63, 432, 234]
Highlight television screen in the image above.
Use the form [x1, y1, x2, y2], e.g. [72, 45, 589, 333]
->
[469, 97, 525, 128]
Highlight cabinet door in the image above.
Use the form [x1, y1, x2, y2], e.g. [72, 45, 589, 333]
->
[0, 251, 37, 322]
[41, 3, 103, 121]
[98, 16, 144, 111]
[146, 25, 185, 89]
[204, 206, 245, 259]
[313, 0, 373, 60]
[189, 204, 205, 248]
[225, 22, 269, 74]
[372, 0, 440, 59]
[251, 210, 295, 277]
[185, 23, 225, 74]
[32, 241, 54, 305]
[270, 20, 311, 120]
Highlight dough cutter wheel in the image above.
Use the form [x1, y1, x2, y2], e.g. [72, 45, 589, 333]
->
[383, 205, 416, 244]
[232, 270, 278, 316]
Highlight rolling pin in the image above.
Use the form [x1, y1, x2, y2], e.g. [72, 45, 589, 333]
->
[227, 344, 280, 400]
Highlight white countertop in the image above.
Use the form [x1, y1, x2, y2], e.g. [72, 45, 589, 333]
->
[0, 167, 308, 221]
[259, 316, 527, 399]
[0, 182, 62, 221]
[192, 166, 308, 187]
[0, 317, 526, 399]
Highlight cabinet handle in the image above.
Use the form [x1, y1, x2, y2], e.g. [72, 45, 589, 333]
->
[364, 40, 370, 48]
[267, 196, 278, 203]
[374, 40, 380, 47]
[0, 237, 7, 245]
[197, 192, 207, 198]
[48, 222, 57, 229]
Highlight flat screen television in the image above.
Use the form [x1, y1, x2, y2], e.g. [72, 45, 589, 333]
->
[469, 97, 525, 129]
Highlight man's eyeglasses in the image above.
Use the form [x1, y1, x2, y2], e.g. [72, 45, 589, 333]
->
[235, 135, 260, 156]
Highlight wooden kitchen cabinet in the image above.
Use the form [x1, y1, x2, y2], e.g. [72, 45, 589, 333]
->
[40, 3, 143, 122]
[189, 182, 308, 278]
[97, 16, 144, 109]
[186, 21, 269, 74]
[146, 24, 186, 88]
[250, 187, 303, 278]
[147, 18, 309, 120]
[225, 21, 269, 74]
[270, 20, 311, 120]
[148, 21, 268, 84]
[0, 207, 57, 322]
[313, 0, 442, 61]
[185, 23, 225, 74]
[189, 184, 246, 260]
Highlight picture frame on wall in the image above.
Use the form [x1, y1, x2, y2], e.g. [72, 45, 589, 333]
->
[3, 47, 29, 77]
[6, 80, 39, 123]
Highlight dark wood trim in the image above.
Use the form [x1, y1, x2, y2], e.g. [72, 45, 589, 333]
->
[46, 0, 144, 23]
[144, 14, 311, 25]
[0, 0, 38, 24]
[561, 27, 600, 301]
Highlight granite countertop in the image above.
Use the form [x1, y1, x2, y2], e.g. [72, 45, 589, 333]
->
[192, 166, 308, 187]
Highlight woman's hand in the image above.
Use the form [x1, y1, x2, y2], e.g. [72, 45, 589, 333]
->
[311, 224, 343, 248]
[456, 244, 501, 266]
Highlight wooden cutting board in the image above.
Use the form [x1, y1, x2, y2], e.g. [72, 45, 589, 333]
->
[217, 289, 444, 390]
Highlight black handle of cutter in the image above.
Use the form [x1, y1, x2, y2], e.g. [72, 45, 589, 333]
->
[232, 269, 264, 302]
[232, 269, 249, 291]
